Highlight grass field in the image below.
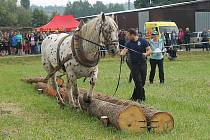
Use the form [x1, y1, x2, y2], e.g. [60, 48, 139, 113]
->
[0, 52, 210, 140]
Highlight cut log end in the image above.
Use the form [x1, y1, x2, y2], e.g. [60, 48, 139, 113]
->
[150, 112, 174, 133]
[118, 105, 147, 133]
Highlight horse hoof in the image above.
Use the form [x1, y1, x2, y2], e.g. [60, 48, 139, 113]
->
[83, 93, 92, 103]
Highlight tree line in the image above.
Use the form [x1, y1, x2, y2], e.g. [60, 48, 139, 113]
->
[0, 0, 194, 28]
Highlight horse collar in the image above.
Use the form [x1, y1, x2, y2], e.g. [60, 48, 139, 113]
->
[71, 32, 100, 68]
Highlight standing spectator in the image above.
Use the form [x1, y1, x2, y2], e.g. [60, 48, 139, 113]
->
[0, 31, 3, 55]
[24, 33, 30, 54]
[149, 31, 165, 84]
[184, 28, 191, 52]
[8, 31, 13, 55]
[16, 32, 23, 55]
[120, 28, 152, 102]
[171, 30, 177, 46]
[34, 31, 39, 54]
[178, 28, 185, 50]
[201, 29, 209, 51]
[30, 33, 36, 54]
[11, 32, 17, 55]
[3, 32, 9, 55]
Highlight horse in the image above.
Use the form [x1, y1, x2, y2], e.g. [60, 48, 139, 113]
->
[41, 13, 119, 107]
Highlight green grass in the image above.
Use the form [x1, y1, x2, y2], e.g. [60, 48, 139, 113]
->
[0, 52, 210, 140]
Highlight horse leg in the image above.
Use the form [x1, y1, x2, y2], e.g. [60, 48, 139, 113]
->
[66, 77, 75, 107]
[66, 72, 79, 108]
[72, 80, 81, 109]
[83, 68, 98, 103]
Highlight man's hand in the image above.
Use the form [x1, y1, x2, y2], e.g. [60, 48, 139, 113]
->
[119, 48, 128, 56]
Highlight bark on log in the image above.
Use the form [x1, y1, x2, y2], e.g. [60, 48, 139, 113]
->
[22, 76, 64, 86]
[82, 90, 174, 133]
[22, 77, 174, 133]
[141, 106, 174, 133]
[21, 77, 46, 84]
[79, 93, 147, 133]
[33, 82, 68, 101]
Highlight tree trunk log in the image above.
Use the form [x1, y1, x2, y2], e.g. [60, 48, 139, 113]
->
[22, 77, 174, 133]
[80, 89, 174, 133]
[140, 106, 174, 133]
[33, 82, 68, 101]
[21, 77, 46, 84]
[78, 92, 147, 133]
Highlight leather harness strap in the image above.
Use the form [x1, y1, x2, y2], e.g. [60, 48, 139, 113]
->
[71, 31, 100, 68]
[44, 34, 72, 82]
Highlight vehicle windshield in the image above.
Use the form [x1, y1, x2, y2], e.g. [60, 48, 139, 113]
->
[159, 26, 179, 34]
[208, 31, 210, 37]
[191, 33, 198, 38]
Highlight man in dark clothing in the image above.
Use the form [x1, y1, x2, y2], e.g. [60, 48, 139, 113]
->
[201, 29, 209, 51]
[120, 28, 152, 102]
[184, 28, 191, 52]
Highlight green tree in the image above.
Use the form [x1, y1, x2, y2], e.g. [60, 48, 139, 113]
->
[92, 1, 108, 14]
[134, 0, 192, 8]
[16, 7, 31, 26]
[0, 0, 18, 26]
[108, 3, 125, 12]
[20, 0, 30, 9]
[64, 0, 93, 17]
[32, 8, 48, 27]
[50, 11, 60, 20]
[134, 0, 149, 8]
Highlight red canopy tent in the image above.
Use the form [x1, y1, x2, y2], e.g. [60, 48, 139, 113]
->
[35, 15, 80, 32]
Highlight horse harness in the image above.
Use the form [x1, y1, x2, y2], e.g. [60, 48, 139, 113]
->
[44, 30, 104, 82]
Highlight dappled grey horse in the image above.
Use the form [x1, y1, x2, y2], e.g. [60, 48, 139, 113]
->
[41, 13, 119, 107]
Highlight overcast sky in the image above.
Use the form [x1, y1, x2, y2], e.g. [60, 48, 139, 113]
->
[30, 0, 134, 6]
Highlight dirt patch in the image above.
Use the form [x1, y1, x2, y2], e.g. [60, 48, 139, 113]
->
[0, 103, 22, 116]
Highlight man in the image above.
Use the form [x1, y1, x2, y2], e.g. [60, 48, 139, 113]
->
[16, 32, 23, 55]
[201, 29, 209, 51]
[120, 28, 152, 102]
[149, 31, 165, 84]
[184, 28, 191, 52]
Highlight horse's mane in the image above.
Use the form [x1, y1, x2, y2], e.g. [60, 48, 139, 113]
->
[81, 16, 118, 41]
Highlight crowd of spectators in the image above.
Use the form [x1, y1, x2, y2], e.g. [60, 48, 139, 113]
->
[0, 31, 49, 56]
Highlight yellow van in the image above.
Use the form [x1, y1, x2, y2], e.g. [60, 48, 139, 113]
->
[144, 21, 179, 41]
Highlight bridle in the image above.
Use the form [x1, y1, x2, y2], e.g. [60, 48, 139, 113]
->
[74, 20, 119, 51]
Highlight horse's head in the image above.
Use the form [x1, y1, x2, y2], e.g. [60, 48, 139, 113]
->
[97, 13, 119, 56]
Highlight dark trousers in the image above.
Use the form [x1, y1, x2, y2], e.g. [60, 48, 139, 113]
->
[129, 62, 147, 100]
[185, 41, 191, 51]
[149, 58, 164, 83]
[202, 42, 209, 51]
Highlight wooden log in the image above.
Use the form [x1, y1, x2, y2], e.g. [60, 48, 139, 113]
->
[21, 77, 46, 84]
[33, 82, 68, 102]
[83, 90, 174, 133]
[33, 82, 56, 96]
[23, 77, 173, 133]
[141, 106, 174, 133]
[79, 93, 147, 133]
[22, 76, 64, 86]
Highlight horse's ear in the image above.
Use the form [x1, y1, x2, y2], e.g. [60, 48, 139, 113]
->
[78, 20, 85, 28]
[101, 13, 106, 22]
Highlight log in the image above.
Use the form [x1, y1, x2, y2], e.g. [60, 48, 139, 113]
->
[79, 93, 147, 133]
[22, 76, 64, 86]
[82, 90, 174, 133]
[22, 77, 174, 133]
[141, 106, 174, 133]
[33, 82, 68, 102]
[21, 77, 46, 84]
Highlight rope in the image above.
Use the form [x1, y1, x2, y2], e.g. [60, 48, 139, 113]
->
[113, 56, 123, 96]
